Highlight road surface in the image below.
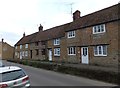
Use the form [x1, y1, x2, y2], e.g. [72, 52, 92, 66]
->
[2, 60, 117, 87]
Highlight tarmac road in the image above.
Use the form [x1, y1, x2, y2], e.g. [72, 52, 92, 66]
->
[2, 60, 117, 87]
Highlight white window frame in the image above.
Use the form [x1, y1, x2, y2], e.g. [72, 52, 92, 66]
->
[20, 45, 22, 49]
[15, 52, 18, 56]
[15, 46, 17, 49]
[54, 48, 60, 56]
[68, 47, 76, 55]
[22, 51, 25, 56]
[94, 45, 107, 56]
[25, 44, 28, 48]
[93, 24, 106, 34]
[67, 31, 75, 38]
[54, 38, 60, 45]
[25, 51, 28, 57]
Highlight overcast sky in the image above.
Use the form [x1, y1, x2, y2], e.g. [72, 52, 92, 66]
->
[0, 0, 119, 46]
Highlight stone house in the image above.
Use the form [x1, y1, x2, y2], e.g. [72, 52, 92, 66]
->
[14, 4, 119, 67]
[0, 39, 14, 60]
[64, 4, 119, 67]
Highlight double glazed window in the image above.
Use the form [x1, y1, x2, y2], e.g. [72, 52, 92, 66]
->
[54, 39, 60, 45]
[93, 24, 105, 34]
[68, 47, 76, 55]
[54, 48, 60, 56]
[67, 31, 75, 38]
[25, 51, 28, 57]
[25, 44, 28, 48]
[94, 45, 107, 56]
[20, 45, 22, 49]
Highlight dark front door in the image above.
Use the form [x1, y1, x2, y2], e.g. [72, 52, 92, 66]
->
[30, 50, 32, 59]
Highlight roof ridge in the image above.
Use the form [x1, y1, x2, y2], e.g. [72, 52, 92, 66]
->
[81, 3, 118, 19]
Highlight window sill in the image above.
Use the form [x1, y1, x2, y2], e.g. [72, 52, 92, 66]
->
[94, 55, 107, 57]
[54, 55, 60, 57]
[68, 54, 76, 56]
[68, 37, 75, 39]
[93, 32, 105, 34]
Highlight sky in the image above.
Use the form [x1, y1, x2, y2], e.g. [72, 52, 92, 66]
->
[0, 0, 119, 46]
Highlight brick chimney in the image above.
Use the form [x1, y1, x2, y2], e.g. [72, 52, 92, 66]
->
[73, 10, 81, 21]
[39, 24, 43, 31]
[23, 32, 25, 37]
[2, 38, 4, 43]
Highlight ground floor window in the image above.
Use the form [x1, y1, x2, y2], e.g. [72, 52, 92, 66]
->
[68, 47, 76, 55]
[54, 48, 60, 56]
[25, 51, 28, 57]
[94, 45, 107, 56]
[42, 49, 46, 55]
[35, 49, 39, 55]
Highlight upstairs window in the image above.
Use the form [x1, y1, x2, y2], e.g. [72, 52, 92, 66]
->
[25, 44, 28, 48]
[35, 49, 39, 55]
[15, 46, 17, 49]
[42, 49, 46, 55]
[41, 41, 45, 45]
[20, 45, 22, 49]
[94, 45, 107, 56]
[67, 31, 75, 38]
[25, 51, 28, 57]
[54, 38, 60, 45]
[35, 42, 39, 46]
[93, 24, 105, 34]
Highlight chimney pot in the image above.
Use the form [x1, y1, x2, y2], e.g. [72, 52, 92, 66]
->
[39, 24, 43, 31]
[73, 10, 81, 21]
[2, 38, 4, 43]
[23, 32, 25, 37]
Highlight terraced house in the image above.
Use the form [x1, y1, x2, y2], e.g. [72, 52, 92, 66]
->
[14, 4, 119, 67]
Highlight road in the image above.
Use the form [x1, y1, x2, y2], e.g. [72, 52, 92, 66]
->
[2, 60, 117, 86]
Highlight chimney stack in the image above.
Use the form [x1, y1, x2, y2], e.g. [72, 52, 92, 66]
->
[73, 10, 81, 21]
[2, 38, 4, 43]
[23, 32, 25, 37]
[39, 24, 43, 31]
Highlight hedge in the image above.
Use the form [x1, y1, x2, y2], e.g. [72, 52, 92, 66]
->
[7, 59, 119, 85]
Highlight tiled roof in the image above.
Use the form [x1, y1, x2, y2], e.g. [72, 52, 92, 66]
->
[15, 23, 70, 46]
[66, 4, 119, 31]
[15, 4, 119, 46]
[15, 32, 38, 45]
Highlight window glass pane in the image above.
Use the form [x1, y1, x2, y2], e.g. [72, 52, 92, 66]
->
[72, 31, 75, 36]
[1, 70, 26, 82]
[101, 25, 104, 32]
[94, 26, 97, 33]
[54, 48, 60, 56]
[94, 46, 98, 55]
[98, 25, 100, 32]
[103, 46, 107, 55]
[98, 46, 102, 54]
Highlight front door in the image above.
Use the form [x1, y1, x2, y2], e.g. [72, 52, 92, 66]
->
[20, 52, 22, 60]
[81, 47, 89, 64]
[30, 50, 32, 59]
[49, 49, 52, 61]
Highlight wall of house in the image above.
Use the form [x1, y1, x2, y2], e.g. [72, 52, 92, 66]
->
[2, 43, 14, 60]
[47, 37, 67, 62]
[30, 42, 46, 60]
[15, 44, 31, 60]
[65, 31, 81, 63]
[0, 42, 2, 59]
[76, 21, 119, 67]
[90, 21, 119, 67]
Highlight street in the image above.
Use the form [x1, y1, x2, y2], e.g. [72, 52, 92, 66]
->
[2, 60, 117, 86]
